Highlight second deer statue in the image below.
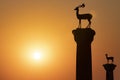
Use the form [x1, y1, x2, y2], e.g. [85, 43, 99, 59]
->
[74, 3, 92, 28]
[105, 54, 114, 63]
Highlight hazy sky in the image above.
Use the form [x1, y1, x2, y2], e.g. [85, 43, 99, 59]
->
[0, 0, 120, 80]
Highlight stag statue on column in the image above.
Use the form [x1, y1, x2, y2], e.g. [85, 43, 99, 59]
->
[105, 54, 114, 64]
[74, 3, 92, 28]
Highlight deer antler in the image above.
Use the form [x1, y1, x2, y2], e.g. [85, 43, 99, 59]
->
[78, 3, 85, 8]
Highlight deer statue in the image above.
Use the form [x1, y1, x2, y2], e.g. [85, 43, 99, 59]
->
[74, 3, 92, 28]
[105, 54, 114, 63]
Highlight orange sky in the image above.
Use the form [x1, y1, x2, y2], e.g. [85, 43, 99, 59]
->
[0, 0, 120, 80]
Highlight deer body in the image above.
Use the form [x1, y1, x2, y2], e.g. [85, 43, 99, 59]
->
[105, 54, 114, 63]
[74, 4, 92, 28]
[76, 14, 92, 20]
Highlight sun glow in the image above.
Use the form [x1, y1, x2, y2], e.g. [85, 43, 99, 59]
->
[33, 51, 42, 60]
[21, 42, 54, 66]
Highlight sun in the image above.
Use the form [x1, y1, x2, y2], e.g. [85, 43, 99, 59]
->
[33, 51, 42, 60]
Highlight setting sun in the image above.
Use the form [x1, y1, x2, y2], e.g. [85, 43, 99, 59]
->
[33, 51, 42, 60]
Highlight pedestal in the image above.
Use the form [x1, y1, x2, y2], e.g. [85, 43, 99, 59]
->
[72, 28, 95, 80]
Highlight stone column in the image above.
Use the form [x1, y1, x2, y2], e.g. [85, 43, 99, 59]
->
[103, 64, 116, 80]
[72, 28, 95, 80]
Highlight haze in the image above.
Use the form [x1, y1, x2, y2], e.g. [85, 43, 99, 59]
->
[0, 0, 120, 80]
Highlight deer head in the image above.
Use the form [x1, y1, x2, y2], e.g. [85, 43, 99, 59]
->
[105, 54, 108, 56]
[74, 3, 85, 10]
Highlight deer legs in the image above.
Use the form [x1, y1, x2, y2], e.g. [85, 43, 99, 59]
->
[107, 59, 114, 63]
[87, 19, 91, 28]
[78, 20, 81, 28]
[78, 19, 92, 28]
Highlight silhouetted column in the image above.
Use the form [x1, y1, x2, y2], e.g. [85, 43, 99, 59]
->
[72, 28, 95, 80]
[103, 64, 116, 80]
